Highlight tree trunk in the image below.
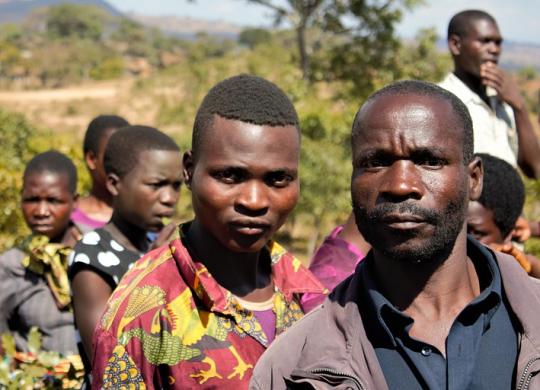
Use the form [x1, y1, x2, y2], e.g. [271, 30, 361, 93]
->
[296, 24, 310, 81]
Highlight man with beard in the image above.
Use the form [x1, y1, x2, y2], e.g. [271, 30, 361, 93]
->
[250, 80, 540, 390]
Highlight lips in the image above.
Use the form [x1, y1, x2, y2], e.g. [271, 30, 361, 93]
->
[31, 224, 53, 233]
[380, 214, 426, 230]
[229, 219, 271, 235]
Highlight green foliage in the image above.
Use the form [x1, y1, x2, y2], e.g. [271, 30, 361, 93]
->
[0, 328, 83, 389]
[89, 57, 125, 80]
[46, 3, 108, 41]
[0, 108, 38, 251]
[239, 28, 272, 49]
[518, 65, 538, 81]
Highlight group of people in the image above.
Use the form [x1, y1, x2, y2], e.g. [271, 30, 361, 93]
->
[1, 9, 540, 390]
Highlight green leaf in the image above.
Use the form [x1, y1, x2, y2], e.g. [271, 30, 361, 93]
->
[1, 334, 15, 357]
[27, 327, 42, 356]
[0, 360, 11, 384]
[37, 350, 60, 369]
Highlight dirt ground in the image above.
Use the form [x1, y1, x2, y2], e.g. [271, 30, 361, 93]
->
[0, 78, 168, 137]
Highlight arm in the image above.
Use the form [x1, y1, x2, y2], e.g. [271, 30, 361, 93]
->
[482, 62, 540, 179]
[71, 269, 112, 363]
[526, 254, 540, 280]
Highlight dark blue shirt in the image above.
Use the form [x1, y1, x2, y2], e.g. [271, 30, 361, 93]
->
[360, 236, 518, 389]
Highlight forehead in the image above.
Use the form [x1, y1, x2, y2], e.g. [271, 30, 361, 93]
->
[466, 18, 501, 37]
[353, 93, 463, 155]
[23, 171, 71, 192]
[128, 149, 183, 176]
[197, 116, 300, 167]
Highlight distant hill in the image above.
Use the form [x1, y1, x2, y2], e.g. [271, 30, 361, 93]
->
[0, 0, 123, 25]
[436, 39, 540, 72]
[128, 13, 242, 40]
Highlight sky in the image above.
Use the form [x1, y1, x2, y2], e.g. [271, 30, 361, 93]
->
[106, 0, 540, 45]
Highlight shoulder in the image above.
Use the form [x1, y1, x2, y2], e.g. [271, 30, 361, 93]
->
[0, 248, 25, 277]
[252, 308, 320, 387]
[97, 244, 181, 333]
[69, 229, 138, 284]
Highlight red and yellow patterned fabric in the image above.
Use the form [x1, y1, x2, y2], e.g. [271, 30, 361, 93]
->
[92, 223, 327, 390]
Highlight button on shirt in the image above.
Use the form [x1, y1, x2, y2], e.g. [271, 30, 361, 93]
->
[361, 236, 518, 390]
[438, 72, 518, 168]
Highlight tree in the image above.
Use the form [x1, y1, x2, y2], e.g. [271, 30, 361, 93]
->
[230, 0, 422, 81]
[239, 27, 272, 49]
[46, 3, 109, 41]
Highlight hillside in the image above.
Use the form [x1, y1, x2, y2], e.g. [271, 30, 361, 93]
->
[0, 0, 122, 25]
[128, 13, 242, 40]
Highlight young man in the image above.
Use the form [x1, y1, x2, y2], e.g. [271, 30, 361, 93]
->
[72, 115, 130, 232]
[467, 153, 540, 278]
[91, 74, 326, 390]
[251, 81, 540, 389]
[69, 126, 182, 380]
[438, 10, 540, 179]
[0, 150, 79, 354]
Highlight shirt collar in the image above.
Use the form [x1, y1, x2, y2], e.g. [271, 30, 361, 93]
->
[445, 72, 498, 107]
[169, 222, 327, 315]
[362, 235, 503, 347]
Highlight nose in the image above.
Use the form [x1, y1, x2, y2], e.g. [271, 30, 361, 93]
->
[380, 161, 424, 202]
[35, 201, 51, 218]
[160, 186, 179, 206]
[488, 40, 501, 56]
[235, 180, 269, 214]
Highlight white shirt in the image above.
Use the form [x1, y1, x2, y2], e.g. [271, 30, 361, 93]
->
[438, 72, 518, 167]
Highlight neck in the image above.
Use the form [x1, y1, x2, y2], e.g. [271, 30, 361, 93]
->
[372, 232, 480, 317]
[105, 212, 148, 253]
[185, 219, 272, 299]
[49, 224, 78, 248]
[88, 183, 113, 207]
[453, 68, 486, 97]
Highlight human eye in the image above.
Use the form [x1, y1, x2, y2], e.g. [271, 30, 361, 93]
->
[22, 196, 38, 203]
[172, 181, 182, 191]
[147, 182, 163, 189]
[267, 172, 293, 188]
[467, 227, 486, 239]
[416, 151, 448, 169]
[215, 169, 239, 184]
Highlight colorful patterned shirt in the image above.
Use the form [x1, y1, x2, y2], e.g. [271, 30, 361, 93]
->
[92, 224, 327, 390]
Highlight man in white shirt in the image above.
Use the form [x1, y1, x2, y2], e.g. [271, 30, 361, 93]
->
[439, 10, 540, 179]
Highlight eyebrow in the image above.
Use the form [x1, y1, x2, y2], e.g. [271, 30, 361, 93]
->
[356, 146, 449, 160]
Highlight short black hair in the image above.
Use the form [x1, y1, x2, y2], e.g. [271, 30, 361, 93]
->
[24, 150, 77, 193]
[192, 73, 300, 153]
[104, 125, 181, 178]
[448, 10, 497, 39]
[476, 153, 525, 238]
[83, 115, 130, 155]
[352, 80, 474, 164]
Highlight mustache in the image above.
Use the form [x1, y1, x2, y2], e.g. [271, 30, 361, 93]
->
[364, 202, 440, 225]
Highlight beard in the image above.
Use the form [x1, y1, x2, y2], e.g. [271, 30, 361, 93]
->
[352, 186, 468, 265]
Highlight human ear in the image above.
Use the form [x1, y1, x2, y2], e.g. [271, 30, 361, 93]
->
[72, 192, 80, 212]
[448, 34, 461, 56]
[468, 156, 483, 201]
[183, 150, 194, 190]
[85, 151, 98, 171]
[503, 229, 515, 244]
[106, 173, 121, 196]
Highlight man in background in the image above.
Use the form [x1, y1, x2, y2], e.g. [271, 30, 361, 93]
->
[439, 10, 540, 179]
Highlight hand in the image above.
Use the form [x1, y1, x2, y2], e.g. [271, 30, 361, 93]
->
[489, 242, 532, 274]
[481, 62, 525, 110]
[150, 221, 177, 251]
[512, 216, 532, 243]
